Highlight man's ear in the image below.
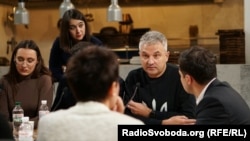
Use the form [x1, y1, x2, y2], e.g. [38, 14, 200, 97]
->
[164, 51, 170, 63]
[165, 51, 170, 58]
[185, 74, 193, 85]
[108, 81, 120, 97]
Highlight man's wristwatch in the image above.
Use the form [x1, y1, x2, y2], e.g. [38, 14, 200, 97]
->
[149, 110, 155, 118]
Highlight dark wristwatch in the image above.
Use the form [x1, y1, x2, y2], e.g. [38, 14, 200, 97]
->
[149, 110, 155, 118]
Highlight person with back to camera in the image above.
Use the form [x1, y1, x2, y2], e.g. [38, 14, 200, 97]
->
[37, 45, 144, 141]
[0, 40, 53, 129]
[124, 30, 196, 125]
[178, 46, 250, 124]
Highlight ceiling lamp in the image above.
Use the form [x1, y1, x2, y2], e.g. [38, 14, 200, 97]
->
[59, 0, 75, 18]
[107, 0, 122, 22]
[14, 0, 29, 25]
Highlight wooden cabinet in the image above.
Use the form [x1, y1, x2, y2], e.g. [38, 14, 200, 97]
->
[93, 31, 142, 59]
[217, 29, 245, 64]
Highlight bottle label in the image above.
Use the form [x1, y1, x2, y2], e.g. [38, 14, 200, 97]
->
[13, 113, 24, 127]
[19, 136, 33, 141]
[19, 130, 33, 137]
[39, 111, 49, 118]
[18, 122, 33, 141]
[19, 130, 33, 141]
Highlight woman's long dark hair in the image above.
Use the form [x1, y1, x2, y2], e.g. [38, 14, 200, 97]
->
[4, 40, 51, 95]
[60, 9, 91, 52]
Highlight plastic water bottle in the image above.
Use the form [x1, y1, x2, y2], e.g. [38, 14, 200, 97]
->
[39, 100, 50, 119]
[18, 116, 33, 141]
[12, 101, 24, 139]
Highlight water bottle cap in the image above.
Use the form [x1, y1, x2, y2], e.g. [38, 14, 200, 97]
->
[41, 100, 47, 104]
[15, 101, 21, 105]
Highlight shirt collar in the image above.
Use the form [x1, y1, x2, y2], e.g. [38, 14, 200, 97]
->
[196, 78, 216, 105]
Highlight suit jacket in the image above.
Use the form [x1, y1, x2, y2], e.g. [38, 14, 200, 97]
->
[196, 79, 250, 125]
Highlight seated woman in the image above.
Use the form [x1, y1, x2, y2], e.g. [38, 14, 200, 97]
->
[0, 40, 54, 129]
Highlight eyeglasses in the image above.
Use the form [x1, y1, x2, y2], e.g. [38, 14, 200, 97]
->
[15, 58, 36, 66]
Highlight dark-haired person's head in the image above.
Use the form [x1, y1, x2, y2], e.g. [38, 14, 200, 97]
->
[60, 9, 91, 52]
[6, 40, 50, 82]
[70, 41, 93, 55]
[65, 46, 120, 102]
[178, 46, 217, 85]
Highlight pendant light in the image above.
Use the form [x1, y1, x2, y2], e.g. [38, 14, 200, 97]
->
[14, 0, 29, 25]
[107, 0, 122, 22]
[59, 0, 75, 18]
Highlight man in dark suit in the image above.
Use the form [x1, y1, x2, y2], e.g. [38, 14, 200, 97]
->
[178, 46, 250, 124]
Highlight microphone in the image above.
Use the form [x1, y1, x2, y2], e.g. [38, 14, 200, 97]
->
[125, 82, 140, 107]
[51, 87, 66, 111]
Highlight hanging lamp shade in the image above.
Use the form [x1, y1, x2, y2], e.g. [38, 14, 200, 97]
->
[14, 0, 29, 25]
[59, 0, 75, 18]
[107, 0, 122, 22]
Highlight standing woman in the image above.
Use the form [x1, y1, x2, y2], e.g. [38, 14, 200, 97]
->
[0, 40, 53, 129]
[49, 9, 102, 83]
